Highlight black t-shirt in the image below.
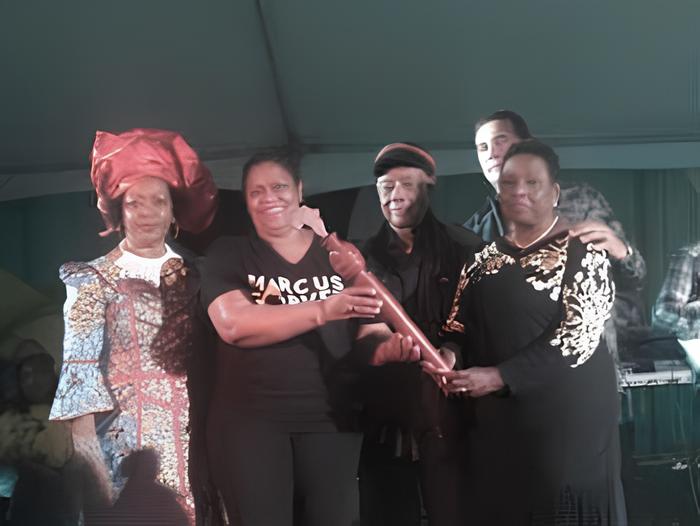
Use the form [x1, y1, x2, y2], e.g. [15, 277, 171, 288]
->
[199, 232, 359, 432]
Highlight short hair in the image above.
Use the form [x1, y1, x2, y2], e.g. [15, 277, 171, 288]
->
[241, 148, 302, 192]
[501, 139, 560, 182]
[474, 110, 533, 140]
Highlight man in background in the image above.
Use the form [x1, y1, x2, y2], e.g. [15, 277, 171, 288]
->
[653, 241, 700, 340]
[465, 110, 647, 364]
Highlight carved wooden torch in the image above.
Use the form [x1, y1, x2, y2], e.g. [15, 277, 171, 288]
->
[294, 206, 450, 378]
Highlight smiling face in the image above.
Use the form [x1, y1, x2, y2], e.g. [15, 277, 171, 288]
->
[376, 166, 433, 230]
[498, 153, 560, 229]
[122, 176, 173, 252]
[474, 119, 522, 187]
[245, 161, 302, 236]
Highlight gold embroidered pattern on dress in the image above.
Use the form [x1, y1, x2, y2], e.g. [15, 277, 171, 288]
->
[443, 243, 515, 333]
[474, 242, 516, 277]
[549, 245, 615, 367]
[520, 237, 568, 301]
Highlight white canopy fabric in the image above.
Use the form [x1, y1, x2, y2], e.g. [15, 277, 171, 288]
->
[2, 0, 700, 200]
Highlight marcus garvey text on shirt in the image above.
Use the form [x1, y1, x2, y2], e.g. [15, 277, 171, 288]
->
[248, 274, 345, 305]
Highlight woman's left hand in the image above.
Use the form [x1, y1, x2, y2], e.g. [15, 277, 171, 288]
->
[440, 366, 505, 397]
[569, 220, 628, 260]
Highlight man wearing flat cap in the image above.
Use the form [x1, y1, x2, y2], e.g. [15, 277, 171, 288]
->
[357, 143, 479, 526]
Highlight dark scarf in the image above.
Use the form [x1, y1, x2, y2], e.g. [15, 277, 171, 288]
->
[365, 209, 463, 330]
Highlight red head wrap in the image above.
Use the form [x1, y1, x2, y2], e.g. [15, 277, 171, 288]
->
[90, 128, 218, 236]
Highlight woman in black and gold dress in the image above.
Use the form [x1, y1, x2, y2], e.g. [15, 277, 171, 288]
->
[436, 140, 627, 525]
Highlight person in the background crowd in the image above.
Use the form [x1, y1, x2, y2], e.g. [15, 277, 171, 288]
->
[433, 139, 626, 524]
[200, 149, 416, 526]
[465, 109, 646, 370]
[0, 339, 57, 411]
[652, 241, 700, 339]
[48, 128, 220, 525]
[0, 338, 74, 525]
[357, 143, 479, 526]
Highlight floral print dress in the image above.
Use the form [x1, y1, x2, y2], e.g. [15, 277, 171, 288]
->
[49, 242, 196, 524]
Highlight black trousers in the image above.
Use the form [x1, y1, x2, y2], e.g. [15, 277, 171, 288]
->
[358, 430, 467, 526]
[208, 420, 362, 526]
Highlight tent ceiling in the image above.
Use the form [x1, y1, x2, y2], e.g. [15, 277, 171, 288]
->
[1, 1, 286, 166]
[2, 0, 700, 199]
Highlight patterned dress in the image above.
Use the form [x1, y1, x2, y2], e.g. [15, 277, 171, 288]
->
[49, 243, 197, 524]
[444, 232, 627, 525]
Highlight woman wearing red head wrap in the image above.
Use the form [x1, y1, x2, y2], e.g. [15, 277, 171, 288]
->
[48, 129, 219, 525]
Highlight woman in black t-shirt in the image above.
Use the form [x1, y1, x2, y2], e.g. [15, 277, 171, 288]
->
[199, 150, 412, 526]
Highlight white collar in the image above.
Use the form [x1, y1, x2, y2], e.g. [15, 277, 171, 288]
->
[115, 240, 182, 286]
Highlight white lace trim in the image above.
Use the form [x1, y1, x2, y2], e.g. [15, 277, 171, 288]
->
[115, 240, 181, 286]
